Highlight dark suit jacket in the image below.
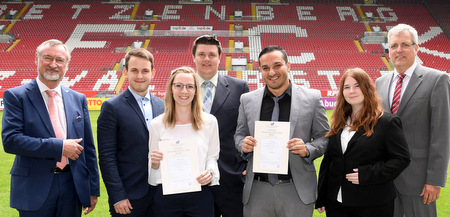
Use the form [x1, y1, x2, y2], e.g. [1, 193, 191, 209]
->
[316, 113, 410, 208]
[97, 88, 164, 204]
[2, 79, 100, 211]
[210, 74, 249, 191]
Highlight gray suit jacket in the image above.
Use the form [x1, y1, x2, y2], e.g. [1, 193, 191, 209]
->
[375, 64, 450, 195]
[234, 83, 329, 205]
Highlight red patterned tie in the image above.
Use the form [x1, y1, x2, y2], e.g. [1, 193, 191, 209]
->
[391, 74, 406, 115]
[46, 90, 68, 169]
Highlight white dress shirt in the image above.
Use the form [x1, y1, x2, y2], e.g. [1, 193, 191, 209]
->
[36, 77, 67, 137]
[337, 119, 356, 203]
[389, 62, 417, 106]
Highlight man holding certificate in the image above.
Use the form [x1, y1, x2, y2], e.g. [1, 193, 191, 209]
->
[235, 46, 329, 217]
[149, 66, 220, 217]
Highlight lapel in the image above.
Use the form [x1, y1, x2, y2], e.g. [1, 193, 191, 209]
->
[250, 88, 264, 136]
[150, 94, 163, 118]
[289, 84, 300, 138]
[397, 65, 423, 115]
[379, 73, 394, 112]
[124, 89, 148, 129]
[344, 127, 364, 155]
[210, 75, 230, 115]
[26, 80, 55, 136]
[61, 86, 79, 138]
[335, 129, 344, 154]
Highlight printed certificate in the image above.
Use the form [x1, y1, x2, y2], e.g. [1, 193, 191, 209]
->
[253, 121, 290, 174]
[159, 138, 201, 195]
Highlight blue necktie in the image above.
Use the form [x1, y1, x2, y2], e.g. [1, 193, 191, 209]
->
[203, 81, 213, 113]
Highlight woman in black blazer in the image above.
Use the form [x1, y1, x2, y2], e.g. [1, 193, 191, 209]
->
[316, 68, 410, 217]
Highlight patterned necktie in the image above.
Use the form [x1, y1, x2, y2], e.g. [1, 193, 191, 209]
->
[391, 73, 406, 115]
[46, 90, 68, 169]
[203, 81, 213, 113]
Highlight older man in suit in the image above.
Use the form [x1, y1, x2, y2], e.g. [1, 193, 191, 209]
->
[2, 39, 100, 217]
[235, 45, 329, 217]
[98, 48, 164, 217]
[192, 35, 249, 217]
[375, 23, 450, 217]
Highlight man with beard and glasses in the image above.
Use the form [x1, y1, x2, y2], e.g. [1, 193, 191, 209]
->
[2, 39, 100, 217]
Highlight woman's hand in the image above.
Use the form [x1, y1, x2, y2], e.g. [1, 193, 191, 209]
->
[196, 169, 213, 186]
[346, 168, 359, 184]
[150, 150, 163, 169]
[317, 206, 326, 213]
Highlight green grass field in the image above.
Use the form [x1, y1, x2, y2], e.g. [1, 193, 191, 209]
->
[1, 110, 449, 216]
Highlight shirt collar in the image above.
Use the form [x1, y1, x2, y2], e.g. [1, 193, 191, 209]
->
[394, 62, 417, 79]
[36, 76, 62, 97]
[197, 72, 219, 87]
[128, 87, 151, 101]
[263, 80, 292, 98]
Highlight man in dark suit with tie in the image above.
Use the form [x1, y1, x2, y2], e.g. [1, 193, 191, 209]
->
[192, 35, 249, 217]
[376, 23, 450, 217]
[97, 48, 164, 217]
[2, 39, 100, 217]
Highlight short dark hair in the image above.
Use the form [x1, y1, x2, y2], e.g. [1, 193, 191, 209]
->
[192, 35, 222, 56]
[258, 45, 288, 65]
[124, 48, 154, 70]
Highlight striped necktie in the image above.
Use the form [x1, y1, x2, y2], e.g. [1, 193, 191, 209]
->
[391, 73, 406, 115]
[203, 81, 213, 113]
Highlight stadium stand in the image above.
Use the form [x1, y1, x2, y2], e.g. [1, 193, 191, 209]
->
[0, 1, 448, 96]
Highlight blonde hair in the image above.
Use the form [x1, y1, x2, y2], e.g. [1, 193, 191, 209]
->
[163, 66, 204, 131]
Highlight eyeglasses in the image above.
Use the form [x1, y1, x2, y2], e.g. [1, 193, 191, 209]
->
[173, 82, 196, 92]
[39, 54, 68, 65]
[389, 42, 416, 50]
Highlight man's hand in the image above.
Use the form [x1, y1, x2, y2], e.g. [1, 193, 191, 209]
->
[420, 184, 441, 204]
[114, 199, 133, 215]
[63, 138, 84, 160]
[242, 136, 256, 153]
[287, 138, 309, 157]
[83, 195, 98, 215]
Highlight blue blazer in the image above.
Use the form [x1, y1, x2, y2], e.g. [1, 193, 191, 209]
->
[2, 79, 100, 211]
[97, 89, 164, 204]
[210, 75, 249, 191]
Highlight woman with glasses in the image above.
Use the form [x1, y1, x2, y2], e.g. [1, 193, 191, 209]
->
[315, 68, 410, 217]
[148, 66, 220, 217]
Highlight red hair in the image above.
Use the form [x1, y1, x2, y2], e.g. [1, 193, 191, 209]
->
[326, 68, 383, 137]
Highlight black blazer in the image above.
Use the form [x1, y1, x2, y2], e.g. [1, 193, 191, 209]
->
[316, 113, 410, 207]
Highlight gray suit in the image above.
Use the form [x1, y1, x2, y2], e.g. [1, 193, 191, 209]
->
[235, 83, 329, 207]
[376, 64, 450, 216]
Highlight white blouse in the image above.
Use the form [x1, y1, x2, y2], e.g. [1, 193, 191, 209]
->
[148, 112, 220, 186]
[337, 119, 356, 203]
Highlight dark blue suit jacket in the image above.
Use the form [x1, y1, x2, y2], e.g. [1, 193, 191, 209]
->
[97, 89, 164, 204]
[211, 75, 249, 191]
[2, 79, 100, 211]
